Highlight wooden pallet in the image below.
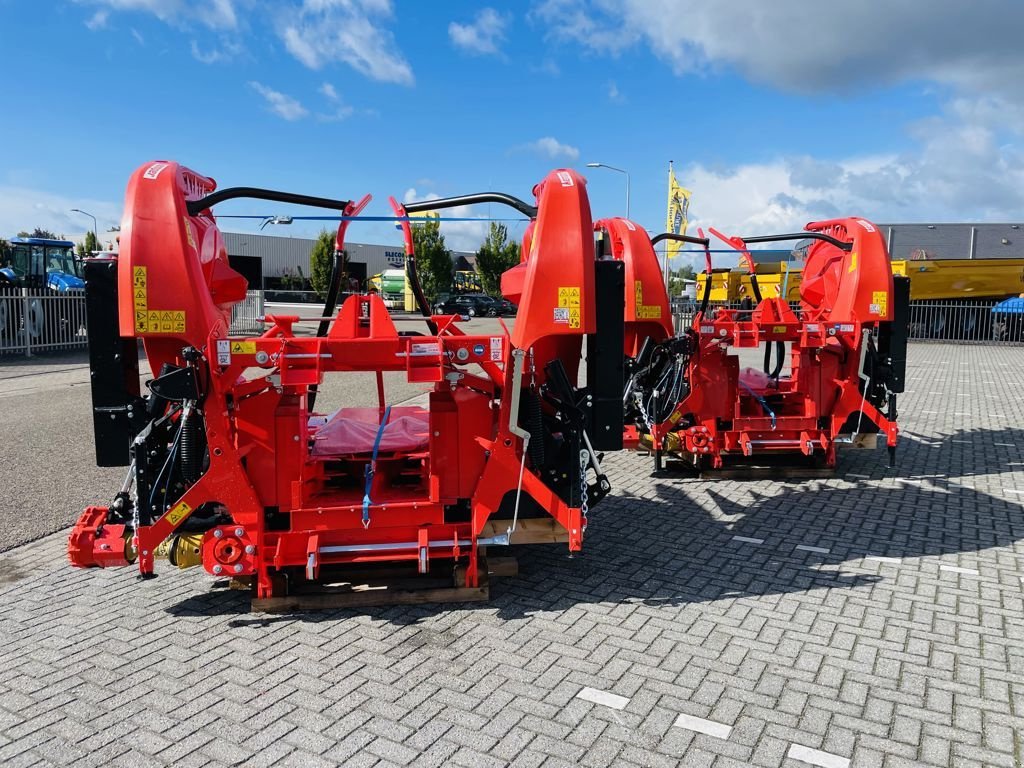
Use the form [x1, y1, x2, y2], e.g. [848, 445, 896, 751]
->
[250, 556, 517, 613]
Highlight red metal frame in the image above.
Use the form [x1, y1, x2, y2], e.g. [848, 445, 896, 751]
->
[69, 162, 597, 597]
[622, 217, 899, 468]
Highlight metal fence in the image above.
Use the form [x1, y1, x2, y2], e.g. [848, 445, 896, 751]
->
[0, 288, 89, 356]
[230, 290, 265, 335]
[672, 298, 1024, 345]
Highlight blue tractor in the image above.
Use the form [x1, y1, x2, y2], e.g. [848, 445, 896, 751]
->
[0, 237, 86, 345]
[0, 237, 85, 291]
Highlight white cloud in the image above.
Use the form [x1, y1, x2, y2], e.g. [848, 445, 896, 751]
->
[320, 83, 339, 102]
[314, 82, 356, 122]
[249, 82, 309, 121]
[85, 10, 109, 29]
[533, 0, 1024, 101]
[0, 187, 121, 241]
[606, 80, 624, 103]
[190, 37, 243, 63]
[519, 136, 580, 161]
[675, 98, 1024, 244]
[75, 0, 238, 30]
[130, 28, 144, 45]
[448, 8, 508, 56]
[279, 0, 414, 85]
[401, 187, 489, 252]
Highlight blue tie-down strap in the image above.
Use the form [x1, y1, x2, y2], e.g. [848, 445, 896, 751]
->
[740, 381, 777, 430]
[362, 406, 392, 528]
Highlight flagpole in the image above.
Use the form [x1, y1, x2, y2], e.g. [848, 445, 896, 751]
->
[664, 161, 673, 293]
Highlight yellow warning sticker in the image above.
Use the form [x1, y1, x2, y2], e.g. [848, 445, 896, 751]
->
[230, 341, 256, 354]
[557, 286, 581, 308]
[637, 305, 662, 319]
[634, 280, 643, 306]
[183, 217, 197, 251]
[136, 310, 186, 334]
[133, 266, 147, 287]
[165, 500, 192, 527]
[871, 290, 888, 316]
[568, 307, 581, 328]
[848, 251, 858, 273]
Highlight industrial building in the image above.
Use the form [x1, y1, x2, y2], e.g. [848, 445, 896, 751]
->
[219, 231, 476, 292]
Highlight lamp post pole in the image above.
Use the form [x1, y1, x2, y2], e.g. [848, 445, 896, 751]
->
[585, 162, 630, 219]
[70, 208, 97, 241]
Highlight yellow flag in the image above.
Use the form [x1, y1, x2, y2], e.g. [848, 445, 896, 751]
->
[665, 161, 692, 259]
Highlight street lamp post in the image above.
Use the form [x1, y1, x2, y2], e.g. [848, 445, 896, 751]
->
[585, 162, 630, 219]
[70, 208, 97, 241]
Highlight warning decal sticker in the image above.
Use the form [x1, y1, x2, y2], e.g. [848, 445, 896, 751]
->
[557, 286, 581, 328]
[165, 501, 192, 527]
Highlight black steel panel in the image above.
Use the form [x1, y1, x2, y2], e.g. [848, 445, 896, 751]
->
[587, 259, 625, 450]
[85, 257, 141, 466]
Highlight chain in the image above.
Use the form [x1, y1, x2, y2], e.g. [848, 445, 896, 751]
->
[633, 390, 653, 433]
[579, 449, 589, 530]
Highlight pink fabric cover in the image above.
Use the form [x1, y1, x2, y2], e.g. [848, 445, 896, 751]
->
[738, 367, 776, 392]
[311, 406, 430, 456]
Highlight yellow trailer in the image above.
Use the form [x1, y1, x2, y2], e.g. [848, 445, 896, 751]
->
[697, 257, 1024, 338]
[699, 258, 1024, 302]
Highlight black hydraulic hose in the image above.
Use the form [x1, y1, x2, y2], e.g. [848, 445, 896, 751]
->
[406, 251, 437, 336]
[308, 248, 346, 413]
[186, 187, 352, 216]
[650, 233, 710, 247]
[749, 272, 763, 303]
[763, 340, 785, 379]
[404, 192, 537, 218]
[739, 232, 852, 251]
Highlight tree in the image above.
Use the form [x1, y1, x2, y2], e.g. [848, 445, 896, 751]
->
[0, 238, 9, 266]
[17, 227, 59, 239]
[76, 231, 101, 257]
[475, 222, 521, 297]
[412, 218, 452, 301]
[309, 229, 341, 300]
[668, 263, 698, 297]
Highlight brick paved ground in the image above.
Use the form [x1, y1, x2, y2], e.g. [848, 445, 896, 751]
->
[1, 342, 1023, 767]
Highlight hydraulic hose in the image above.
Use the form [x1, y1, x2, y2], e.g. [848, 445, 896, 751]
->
[308, 247, 345, 413]
[763, 340, 785, 379]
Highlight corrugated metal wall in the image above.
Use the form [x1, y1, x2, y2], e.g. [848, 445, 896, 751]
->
[880, 223, 1024, 260]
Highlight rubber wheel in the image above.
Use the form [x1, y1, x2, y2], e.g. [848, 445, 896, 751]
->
[468, 307, 476, 317]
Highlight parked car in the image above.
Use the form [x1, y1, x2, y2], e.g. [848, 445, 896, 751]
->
[493, 297, 517, 316]
[434, 294, 500, 317]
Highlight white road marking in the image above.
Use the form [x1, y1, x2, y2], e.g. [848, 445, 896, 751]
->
[940, 565, 979, 576]
[672, 713, 732, 740]
[576, 687, 629, 710]
[865, 556, 902, 564]
[1005, 489, 1024, 495]
[994, 443, 1016, 447]
[787, 744, 850, 768]
[921, 410, 939, 414]
[846, 473, 869, 478]
[795, 545, 830, 554]
[732, 536, 764, 545]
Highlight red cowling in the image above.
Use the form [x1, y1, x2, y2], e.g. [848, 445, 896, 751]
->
[118, 161, 249, 374]
[594, 217, 673, 357]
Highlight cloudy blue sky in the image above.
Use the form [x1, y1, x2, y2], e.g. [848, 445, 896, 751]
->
[3, 1, 1023, 261]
